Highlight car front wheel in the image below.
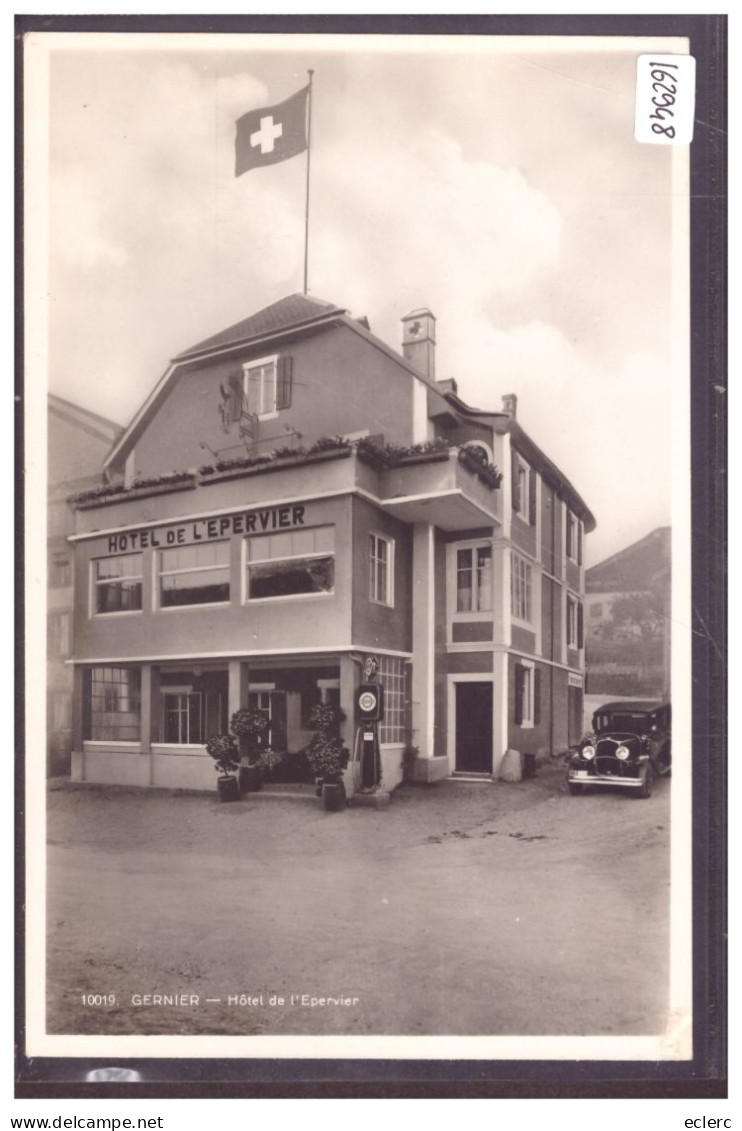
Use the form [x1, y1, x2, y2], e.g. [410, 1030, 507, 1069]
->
[568, 781, 584, 796]
[637, 763, 654, 799]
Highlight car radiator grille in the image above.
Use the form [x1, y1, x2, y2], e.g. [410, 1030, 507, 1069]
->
[595, 738, 638, 777]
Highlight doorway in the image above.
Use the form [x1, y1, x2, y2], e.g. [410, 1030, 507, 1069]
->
[454, 681, 493, 773]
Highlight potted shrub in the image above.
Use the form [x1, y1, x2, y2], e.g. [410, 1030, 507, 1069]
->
[231, 707, 270, 793]
[204, 733, 241, 802]
[305, 703, 349, 812]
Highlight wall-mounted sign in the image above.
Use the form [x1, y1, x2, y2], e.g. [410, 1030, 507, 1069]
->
[568, 673, 584, 688]
[105, 505, 306, 555]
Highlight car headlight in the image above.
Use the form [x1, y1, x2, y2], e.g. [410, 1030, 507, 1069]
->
[615, 745, 630, 760]
[581, 745, 596, 761]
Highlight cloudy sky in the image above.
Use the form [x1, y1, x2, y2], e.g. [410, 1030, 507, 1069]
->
[37, 32, 688, 566]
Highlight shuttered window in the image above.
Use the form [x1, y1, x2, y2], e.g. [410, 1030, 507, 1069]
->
[221, 355, 293, 430]
[567, 594, 584, 649]
[512, 450, 535, 525]
[566, 511, 581, 563]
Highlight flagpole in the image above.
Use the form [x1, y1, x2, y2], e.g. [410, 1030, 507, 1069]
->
[303, 70, 314, 295]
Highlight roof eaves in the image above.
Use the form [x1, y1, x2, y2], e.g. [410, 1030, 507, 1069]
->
[442, 391, 510, 425]
[103, 363, 177, 471]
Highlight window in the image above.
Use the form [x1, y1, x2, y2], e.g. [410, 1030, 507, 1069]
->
[566, 511, 582, 563]
[514, 661, 540, 728]
[511, 451, 535, 523]
[93, 554, 142, 614]
[158, 542, 230, 608]
[456, 544, 493, 614]
[567, 595, 584, 648]
[246, 526, 334, 600]
[86, 667, 141, 741]
[377, 655, 407, 745]
[245, 357, 277, 418]
[159, 671, 227, 744]
[510, 552, 532, 623]
[163, 692, 204, 744]
[369, 533, 394, 606]
[48, 611, 71, 656]
[50, 557, 71, 588]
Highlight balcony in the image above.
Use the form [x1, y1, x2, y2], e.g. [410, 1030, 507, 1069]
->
[377, 450, 501, 531]
[71, 444, 501, 536]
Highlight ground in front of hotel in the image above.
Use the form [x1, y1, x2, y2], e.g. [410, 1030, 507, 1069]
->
[45, 761, 670, 1037]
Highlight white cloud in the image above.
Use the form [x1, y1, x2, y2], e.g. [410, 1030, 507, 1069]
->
[52, 176, 129, 269]
[309, 121, 561, 316]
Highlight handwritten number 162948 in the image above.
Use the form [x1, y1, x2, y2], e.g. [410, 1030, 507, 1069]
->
[648, 61, 679, 138]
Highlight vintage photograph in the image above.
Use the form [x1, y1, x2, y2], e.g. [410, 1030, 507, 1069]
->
[24, 28, 696, 1065]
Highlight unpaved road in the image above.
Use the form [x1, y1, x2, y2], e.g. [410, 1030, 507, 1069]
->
[46, 763, 670, 1036]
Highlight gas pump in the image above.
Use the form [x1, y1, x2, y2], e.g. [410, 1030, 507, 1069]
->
[356, 656, 384, 791]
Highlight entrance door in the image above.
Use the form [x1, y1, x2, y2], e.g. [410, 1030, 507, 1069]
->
[455, 682, 493, 773]
[247, 689, 287, 751]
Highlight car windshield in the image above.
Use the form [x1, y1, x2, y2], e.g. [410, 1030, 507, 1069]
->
[594, 712, 652, 734]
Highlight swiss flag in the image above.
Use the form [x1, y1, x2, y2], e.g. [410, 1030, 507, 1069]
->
[235, 86, 309, 176]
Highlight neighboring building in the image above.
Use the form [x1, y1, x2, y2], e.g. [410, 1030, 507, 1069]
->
[66, 293, 595, 795]
[585, 526, 671, 698]
[47, 394, 123, 774]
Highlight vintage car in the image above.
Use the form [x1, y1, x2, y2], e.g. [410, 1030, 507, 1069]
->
[567, 700, 671, 798]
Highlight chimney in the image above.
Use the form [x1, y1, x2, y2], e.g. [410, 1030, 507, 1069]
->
[502, 393, 517, 418]
[401, 308, 436, 380]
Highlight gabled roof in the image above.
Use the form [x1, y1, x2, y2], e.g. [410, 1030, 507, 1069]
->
[174, 293, 346, 362]
[104, 292, 447, 472]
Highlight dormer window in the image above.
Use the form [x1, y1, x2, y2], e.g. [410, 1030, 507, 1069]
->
[511, 450, 535, 524]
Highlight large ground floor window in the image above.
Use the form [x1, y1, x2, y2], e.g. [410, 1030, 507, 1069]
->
[377, 655, 408, 745]
[85, 666, 142, 741]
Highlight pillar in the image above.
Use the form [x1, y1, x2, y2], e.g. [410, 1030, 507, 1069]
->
[71, 665, 86, 781]
[339, 653, 361, 795]
[411, 522, 435, 757]
[141, 664, 156, 786]
[228, 659, 250, 755]
[492, 649, 509, 779]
